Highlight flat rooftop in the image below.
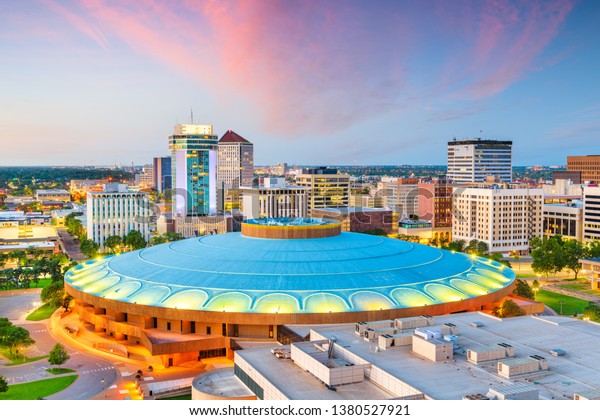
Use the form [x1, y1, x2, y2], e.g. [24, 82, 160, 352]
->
[0, 226, 58, 241]
[236, 346, 394, 400]
[193, 369, 255, 398]
[292, 312, 600, 400]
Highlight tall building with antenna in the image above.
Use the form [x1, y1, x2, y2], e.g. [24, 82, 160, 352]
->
[169, 122, 218, 216]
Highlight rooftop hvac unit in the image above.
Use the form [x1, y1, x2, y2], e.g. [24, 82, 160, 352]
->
[550, 349, 566, 357]
[497, 342, 513, 348]
[470, 321, 484, 328]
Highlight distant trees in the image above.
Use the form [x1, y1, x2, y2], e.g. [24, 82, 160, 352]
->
[149, 232, 184, 246]
[123, 230, 146, 250]
[79, 239, 100, 258]
[64, 214, 85, 240]
[104, 236, 123, 254]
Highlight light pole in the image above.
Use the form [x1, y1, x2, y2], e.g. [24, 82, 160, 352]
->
[533, 286, 538, 300]
[559, 300, 564, 315]
[101, 377, 106, 398]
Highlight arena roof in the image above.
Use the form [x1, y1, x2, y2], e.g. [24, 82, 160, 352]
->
[65, 232, 515, 314]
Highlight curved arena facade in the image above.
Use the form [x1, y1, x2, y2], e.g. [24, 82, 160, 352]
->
[65, 219, 515, 366]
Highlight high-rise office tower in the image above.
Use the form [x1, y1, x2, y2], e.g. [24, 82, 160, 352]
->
[217, 130, 254, 189]
[447, 138, 512, 183]
[153, 156, 172, 193]
[169, 123, 218, 216]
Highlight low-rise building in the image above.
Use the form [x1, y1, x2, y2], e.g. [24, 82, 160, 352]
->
[311, 207, 394, 234]
[35, 189, 71, 202]
[225, 313, 600, 400]
[241, 178, 309, 219]
[543, 201, 583, 241]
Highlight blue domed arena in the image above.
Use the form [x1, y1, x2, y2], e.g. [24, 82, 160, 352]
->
[65, 220, 515, 316]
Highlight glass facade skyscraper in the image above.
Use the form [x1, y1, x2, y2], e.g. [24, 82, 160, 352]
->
[169, 124, 218, 216]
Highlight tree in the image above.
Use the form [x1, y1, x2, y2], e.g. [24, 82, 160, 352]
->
[8, 250, 26, 268]
[531, 236, 565, 280]
[0, 325, 35, 355]
[492, 299, 525, 318]
[446, 240, 466, 253]
[104, 235, 123, 254]
[124, 230, 146, 250]
[512, 279, 534, 299]
[41, 281, 64, 307]
[80, 238, 100, 258]
[0, 374, 8, 394]
[564, 239, 584, 279]
[48, 343, 70, 368]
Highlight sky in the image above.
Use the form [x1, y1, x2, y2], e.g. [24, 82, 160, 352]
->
[1, 0, 599, 167]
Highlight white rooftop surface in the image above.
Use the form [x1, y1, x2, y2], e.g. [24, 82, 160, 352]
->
[307, 312, 600, 400]
[193, 369, 255, 398]
[145, 377, 195, 394]
[237, 347, 394, 400]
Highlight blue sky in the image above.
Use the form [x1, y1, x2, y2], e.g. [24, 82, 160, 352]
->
[1, 0, 598, 166]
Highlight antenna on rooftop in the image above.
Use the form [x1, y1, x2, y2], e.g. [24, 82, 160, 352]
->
[190, 107, 194, 124]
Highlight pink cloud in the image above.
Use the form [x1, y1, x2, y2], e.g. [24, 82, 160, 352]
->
[41, 0, 110, 49]
[434, 0, 575, 100]
[38, 0, 575, 134]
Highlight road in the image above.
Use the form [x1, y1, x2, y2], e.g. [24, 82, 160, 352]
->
[57, 229, 85, 261]
[0, 289, 208, 400]
[0, 289, 116, 399]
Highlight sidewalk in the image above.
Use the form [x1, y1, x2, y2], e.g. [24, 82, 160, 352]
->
[541, 282, 600, 304]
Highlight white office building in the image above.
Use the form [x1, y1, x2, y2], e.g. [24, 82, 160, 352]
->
[86, 184, 153, 251]
[447, 138, 512, 183]
[583, 186, 600, 242]
[242, 178, 309, 219]
[452, 184, 543, 253]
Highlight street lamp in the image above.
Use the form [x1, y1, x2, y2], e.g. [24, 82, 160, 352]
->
[532, 286, 539, 300]
[101, 378, 106, 398]
[559, 300, 564, 315]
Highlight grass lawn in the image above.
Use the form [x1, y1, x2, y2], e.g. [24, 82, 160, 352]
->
[535, 290, 590, 316]
[558, 282, 600, 296]
[26, 302, 58, 321]
[516, 273, 536, 278]
[46, 368, 76, 375]
[559, 282, 589, 291]
[0, 347, 48, 366]
[0, 375, 78, 400]
[0, 277, 52, 291]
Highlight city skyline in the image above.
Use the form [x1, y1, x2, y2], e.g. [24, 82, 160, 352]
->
[1, 1, 599, 167]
